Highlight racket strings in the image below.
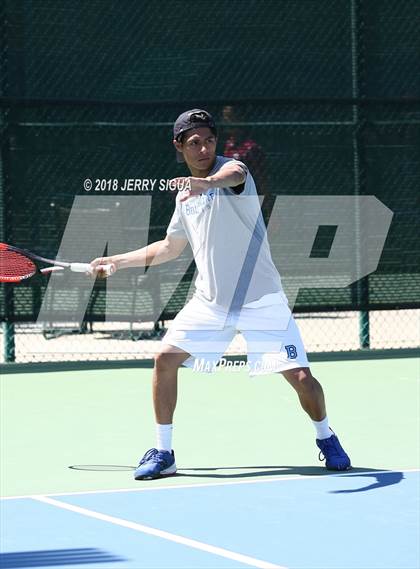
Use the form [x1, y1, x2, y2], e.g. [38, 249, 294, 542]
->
[0, 248, 37, 281]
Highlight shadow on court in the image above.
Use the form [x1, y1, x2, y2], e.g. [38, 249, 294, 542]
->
[67, 464, 405, 493]
[330, 471, 404, 493]
[179, 464, 374, 477]
[178, 465, 405, 492]
[0, 548, 125, 568]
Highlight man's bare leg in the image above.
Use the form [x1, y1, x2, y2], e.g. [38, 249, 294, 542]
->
[281, 367, 326, 421]
[134, 345, 191, 480]
[153, 345, 191, 424]
[281, 366, 351, 470]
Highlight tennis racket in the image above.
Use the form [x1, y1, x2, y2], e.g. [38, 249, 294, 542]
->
[0, 242, 114, 283]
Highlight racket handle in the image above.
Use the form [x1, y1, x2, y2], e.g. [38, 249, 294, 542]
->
[40, 266, 64, 274]
[70, 262, 115, 276]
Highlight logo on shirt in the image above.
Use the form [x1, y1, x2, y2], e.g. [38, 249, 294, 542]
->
[184, 190, 215, 216]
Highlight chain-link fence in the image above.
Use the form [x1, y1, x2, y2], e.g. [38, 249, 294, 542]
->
[1, 0, 419, 363]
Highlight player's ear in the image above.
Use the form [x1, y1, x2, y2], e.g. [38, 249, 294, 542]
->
[173, 139, 182, 152]
[173, 139, 185, 163]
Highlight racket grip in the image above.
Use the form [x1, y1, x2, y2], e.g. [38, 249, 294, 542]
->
[70, 262, 115, 276]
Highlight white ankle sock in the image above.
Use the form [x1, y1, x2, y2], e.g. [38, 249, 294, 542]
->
[156, 423, 173, 452]
[312, 417, 332, 440]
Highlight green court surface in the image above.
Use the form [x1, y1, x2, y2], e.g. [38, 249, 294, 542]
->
[1, 357, 419, 498]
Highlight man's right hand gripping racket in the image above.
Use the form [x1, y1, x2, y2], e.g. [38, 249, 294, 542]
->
[0, 243, 115, 283]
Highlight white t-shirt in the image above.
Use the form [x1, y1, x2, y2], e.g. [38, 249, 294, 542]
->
[166, 156, 284, 311]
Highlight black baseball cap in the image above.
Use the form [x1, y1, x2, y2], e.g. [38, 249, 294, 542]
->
[173, 109, 217, 162]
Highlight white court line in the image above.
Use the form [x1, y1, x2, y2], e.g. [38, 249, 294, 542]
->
[32, 495, 286, 569]
[2, 467, 419, 501]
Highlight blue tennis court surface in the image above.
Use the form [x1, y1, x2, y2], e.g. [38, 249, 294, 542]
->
[2, 470, 419, 569]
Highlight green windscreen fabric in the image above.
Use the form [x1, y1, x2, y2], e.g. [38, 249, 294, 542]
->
[1, 0, 419, 322]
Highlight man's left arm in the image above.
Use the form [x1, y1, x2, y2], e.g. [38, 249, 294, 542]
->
[206, 162, 246, 190]
[175, 162, 247, 202]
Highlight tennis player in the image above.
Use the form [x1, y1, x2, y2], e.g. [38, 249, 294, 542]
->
[90, 109, 351, 479]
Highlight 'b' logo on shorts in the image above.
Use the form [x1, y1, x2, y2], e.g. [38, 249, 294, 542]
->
[285, 345, 298, 359]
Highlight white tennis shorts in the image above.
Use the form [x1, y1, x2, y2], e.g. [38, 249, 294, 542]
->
[162, 294, 309, 376]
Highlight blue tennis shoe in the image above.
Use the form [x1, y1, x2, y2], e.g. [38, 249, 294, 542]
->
[134, 448, 177, 480]
[316, 433, 351, 470]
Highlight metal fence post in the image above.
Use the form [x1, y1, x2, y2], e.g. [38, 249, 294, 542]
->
[351, 0, 370, 349]
[0, 1, 19, 362]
